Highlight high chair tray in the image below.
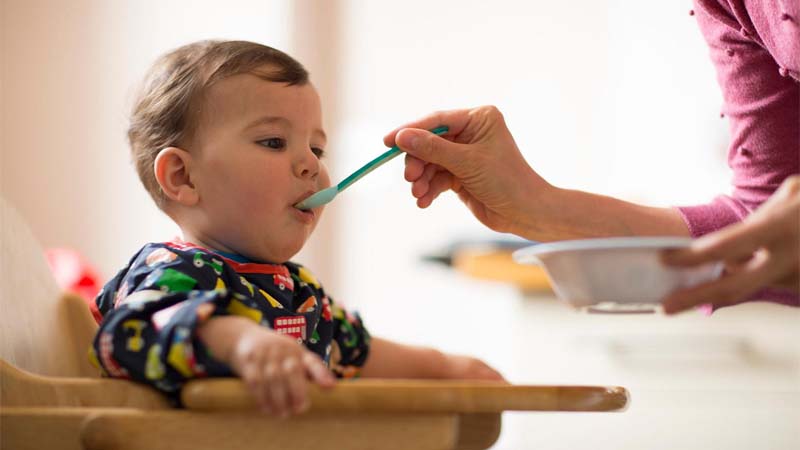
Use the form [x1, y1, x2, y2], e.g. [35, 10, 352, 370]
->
[182, 378, 629, 413]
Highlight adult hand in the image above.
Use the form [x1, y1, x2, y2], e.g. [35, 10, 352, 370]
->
[384, 106, 553, 239]
[661, 175, 800, 314]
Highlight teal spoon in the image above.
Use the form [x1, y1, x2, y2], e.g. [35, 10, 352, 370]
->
[295, 126, 449, 210]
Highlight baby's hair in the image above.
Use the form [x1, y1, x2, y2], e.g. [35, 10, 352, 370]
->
[128, 40, 309, 209]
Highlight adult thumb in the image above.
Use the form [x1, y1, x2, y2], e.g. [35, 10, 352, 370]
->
[395, 128, 462, 168]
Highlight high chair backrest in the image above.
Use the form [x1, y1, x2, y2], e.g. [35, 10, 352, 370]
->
[0, 197, 98, 377]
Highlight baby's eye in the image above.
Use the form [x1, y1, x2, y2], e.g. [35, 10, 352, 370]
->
[312, 147, 326, 159]
[257, 137, 286, 150]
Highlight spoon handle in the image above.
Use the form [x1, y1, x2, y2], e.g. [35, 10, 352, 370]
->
[336, 126, 449, 193]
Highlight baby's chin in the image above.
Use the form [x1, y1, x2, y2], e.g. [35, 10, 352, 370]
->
[257, 238, 307, 264]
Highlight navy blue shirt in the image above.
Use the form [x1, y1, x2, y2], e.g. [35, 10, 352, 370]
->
[91, 240, 370, 395]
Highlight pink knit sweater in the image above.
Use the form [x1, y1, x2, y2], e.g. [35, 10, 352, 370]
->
[678, 0, 799, 306]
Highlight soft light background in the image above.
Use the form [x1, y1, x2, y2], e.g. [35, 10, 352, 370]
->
[1, 1, 797, 449]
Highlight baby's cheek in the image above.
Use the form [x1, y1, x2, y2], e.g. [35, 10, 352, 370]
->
[237, 183, 275, 207]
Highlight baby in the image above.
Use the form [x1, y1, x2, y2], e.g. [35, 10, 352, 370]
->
[90, 40, 502, 416]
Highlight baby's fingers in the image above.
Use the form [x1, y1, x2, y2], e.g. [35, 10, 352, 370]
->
[282, 357, 310, 414]
[479, 365, 506, 382]
[302, 352, 335, 388]
[240, 360, 272, 413]
[264, 362, 292, 417]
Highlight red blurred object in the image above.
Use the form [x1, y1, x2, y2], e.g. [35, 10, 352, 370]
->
[45, 248, 103, 322]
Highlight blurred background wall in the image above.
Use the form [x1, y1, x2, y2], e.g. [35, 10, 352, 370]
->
[2, 1, 797, 449]
[0, 0, 730, 290]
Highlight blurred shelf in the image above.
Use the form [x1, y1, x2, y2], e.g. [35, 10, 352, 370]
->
[449, 248, 552, 293]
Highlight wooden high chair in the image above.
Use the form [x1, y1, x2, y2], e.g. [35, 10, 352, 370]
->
[0, 197, 629, 450]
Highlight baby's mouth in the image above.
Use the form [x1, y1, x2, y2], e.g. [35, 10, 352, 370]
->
[294, 190, 316, 209]
[292, 195, 316, 223]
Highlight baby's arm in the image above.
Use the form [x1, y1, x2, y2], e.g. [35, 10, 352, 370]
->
[95, 294, 331, 416]
[325, 294, 501, 381]
[92, 245, 337, 416]
[197, 316, 334, 416]
[359, 337, 504, 381]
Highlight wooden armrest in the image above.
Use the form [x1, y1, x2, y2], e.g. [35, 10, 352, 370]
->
[3, 377, 626, 450]
[1, 359, 169, 408]
[182, 378, 629, 413]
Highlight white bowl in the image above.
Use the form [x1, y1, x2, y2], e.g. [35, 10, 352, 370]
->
[512, 237, 723, 312]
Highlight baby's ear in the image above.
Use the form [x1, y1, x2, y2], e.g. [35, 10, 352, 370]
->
[154, 147, 199, 206]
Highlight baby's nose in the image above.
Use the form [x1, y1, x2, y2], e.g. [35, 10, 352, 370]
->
[295, 151, 320, 179]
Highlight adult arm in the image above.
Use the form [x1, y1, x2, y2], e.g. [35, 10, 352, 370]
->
[384, 106, 690, 242]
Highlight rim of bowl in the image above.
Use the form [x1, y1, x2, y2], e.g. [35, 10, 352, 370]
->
[512, 236, 693, 265]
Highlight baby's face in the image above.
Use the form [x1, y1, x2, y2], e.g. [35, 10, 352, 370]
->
[187, 69, 330, 262]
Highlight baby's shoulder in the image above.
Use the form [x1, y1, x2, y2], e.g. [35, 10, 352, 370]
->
[128, 241, 209, 268]
[284, 261, 323, 290]
[96, 242, 214, 315]
[119, 241, 227, 289]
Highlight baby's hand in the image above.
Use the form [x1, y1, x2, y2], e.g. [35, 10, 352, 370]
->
[229, 326, 335, 416]
[443, 354, 506, 382]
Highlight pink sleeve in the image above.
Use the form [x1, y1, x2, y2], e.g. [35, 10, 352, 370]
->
[676, 196, 749, 238]
[679, 0, 799, 237]
[679, 0, 799, 307]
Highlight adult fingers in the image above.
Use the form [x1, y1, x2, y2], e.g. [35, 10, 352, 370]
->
[773, 271, 800, 291]
[395, 128, 468, 172]
[416, 171, 455, 208]
[662, 251, 774, 314]
[404, 154, 426, 182]
[763, 241, 800, 291]
[411, 163, 440, 198]
[383, 109, 473, 147]
[662, 218, 776, 267]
